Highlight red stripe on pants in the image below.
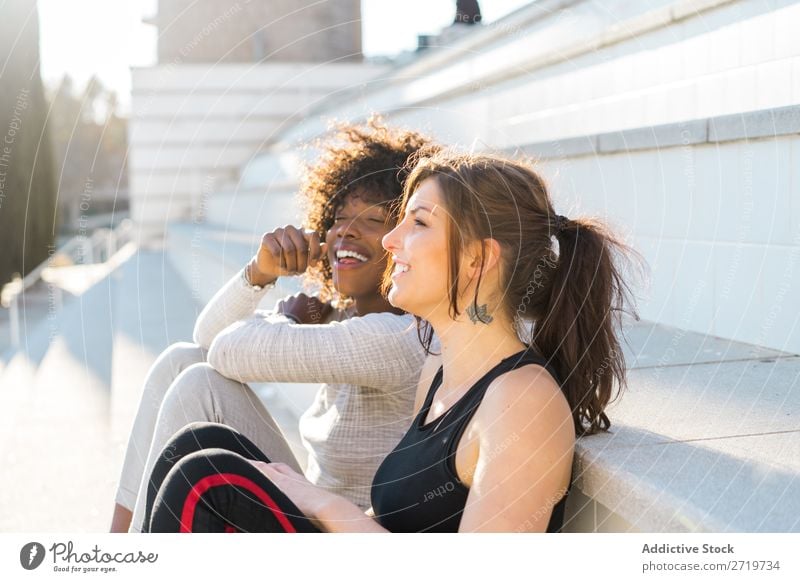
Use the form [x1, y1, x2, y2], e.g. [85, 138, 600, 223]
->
[180, 473, 297, 533]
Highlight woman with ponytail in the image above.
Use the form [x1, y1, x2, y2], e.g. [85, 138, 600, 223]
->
[146, 150, 639, 533]
[367, 151, 640, 531]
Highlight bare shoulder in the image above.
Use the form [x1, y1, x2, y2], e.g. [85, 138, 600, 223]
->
[480, 363, 575, 442]
[460, 363, 576, 532]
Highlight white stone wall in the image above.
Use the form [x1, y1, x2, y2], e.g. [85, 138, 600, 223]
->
[539, 134, 800, 355]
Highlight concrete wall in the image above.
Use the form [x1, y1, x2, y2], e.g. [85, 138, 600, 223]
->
[537, 126, 800, 355]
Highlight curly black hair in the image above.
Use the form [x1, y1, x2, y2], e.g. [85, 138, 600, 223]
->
[298, 116, 438, 307]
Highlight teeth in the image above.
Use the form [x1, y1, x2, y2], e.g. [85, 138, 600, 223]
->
[336, 249, 368, 262]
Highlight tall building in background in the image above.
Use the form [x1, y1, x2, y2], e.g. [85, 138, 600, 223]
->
[146, 0, 362, 63]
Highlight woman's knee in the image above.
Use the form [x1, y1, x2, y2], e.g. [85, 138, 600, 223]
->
[150, 364, 216, 439]
[144, 343, 207, 397]
[168, 447, 251, 484]
[172, 360, 243, 395]
[150, 448, 315, 533]
[135, 343, 208, 431]
[149, 448, 244, 532]
[159, 421, 232, 459]
[158, 342, 207, 373]
[155, 363, 257, 450]
[164, 420, 272, 464]
[163, 362, 252, 416]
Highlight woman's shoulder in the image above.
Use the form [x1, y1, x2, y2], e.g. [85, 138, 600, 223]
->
[480, 362, 574, 439]
[485, 360, 565, 403]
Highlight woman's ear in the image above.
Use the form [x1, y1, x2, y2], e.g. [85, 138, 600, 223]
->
[482, 238, 502, 273]
[464, 238, 502, 279]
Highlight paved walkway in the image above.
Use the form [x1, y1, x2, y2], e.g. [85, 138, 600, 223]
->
[0, 248, 197, 532]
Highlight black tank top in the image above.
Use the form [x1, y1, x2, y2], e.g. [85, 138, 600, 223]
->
[370, 346, 572, 532]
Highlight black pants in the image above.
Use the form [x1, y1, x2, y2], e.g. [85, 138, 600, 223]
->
[143, 422, 320, 533]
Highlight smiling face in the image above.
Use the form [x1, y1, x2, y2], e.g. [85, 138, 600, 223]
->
[326, 191, 395, 302]
[381, 177, 453, 320]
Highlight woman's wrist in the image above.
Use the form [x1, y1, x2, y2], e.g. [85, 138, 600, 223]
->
[315, 496, 387, 533]
[245, 259, 277, 288]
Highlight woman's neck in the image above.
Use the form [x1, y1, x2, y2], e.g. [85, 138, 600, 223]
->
[429, 313, 526, 393]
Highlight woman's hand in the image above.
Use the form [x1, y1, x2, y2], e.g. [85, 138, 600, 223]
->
[247, 226, 326, 286]
[248, 462, 335, 523]
[248, 461, 389, 533]
[275, 292, 334, 324]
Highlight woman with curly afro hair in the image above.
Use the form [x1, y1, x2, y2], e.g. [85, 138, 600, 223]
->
[299, 117, 439, 312]
[112, 118, 441, 533]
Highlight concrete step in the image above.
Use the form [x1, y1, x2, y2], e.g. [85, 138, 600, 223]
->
[0, 245, 202, 532]
[0, 267, 117, 532]
[0, 280, 67, 366]
[564, 318, 800, 532]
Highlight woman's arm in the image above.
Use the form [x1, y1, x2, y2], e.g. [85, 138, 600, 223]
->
[251, 462, 389, 533]
[457, 365, 576, 533]
[206, 310, 428, 389]
[315, 497, 389, 533]
[195, 225, 325, 349]
[192, 265, 283, 350]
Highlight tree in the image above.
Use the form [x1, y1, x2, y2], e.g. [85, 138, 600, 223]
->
[0, 0, 58, 286]
[47, 74, 129, 232]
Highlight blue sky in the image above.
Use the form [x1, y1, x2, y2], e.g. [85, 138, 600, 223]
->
[37, 0, 532, 112]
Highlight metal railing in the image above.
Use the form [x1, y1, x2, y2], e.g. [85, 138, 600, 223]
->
[1, 219, 133, 349]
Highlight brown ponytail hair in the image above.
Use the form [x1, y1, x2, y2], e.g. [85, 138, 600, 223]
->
[387, 151, 643, 437]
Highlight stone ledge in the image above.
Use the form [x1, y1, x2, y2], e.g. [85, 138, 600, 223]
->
[519, 135, 599, 160]
[575, 426, 800, 532]
[567, 319, 799, 532]
[708, 106, 800, 143]
[597, 119, 708, 154]
[516, 104, 800, 160]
